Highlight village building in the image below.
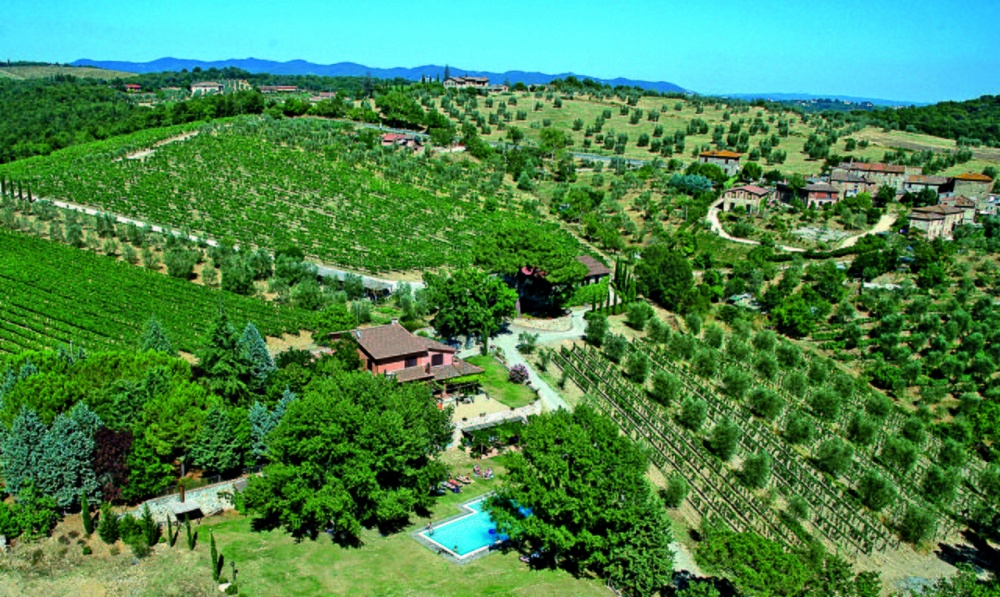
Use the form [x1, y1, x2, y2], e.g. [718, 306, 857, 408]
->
[309, 91, 337, 103]
[720, 185, 772, 213]
[190, 81, 224, 95]
[804, 183, 840, 209]
[904, 174, 949, 195]
[951, 172, 994, 198]
[444, 76, 490, 89]
[259, 85, 299, 94]
[835, 162, 907, 190]
[124, 83, 142, 93]
[381, 133, 422, 150]
[829, 171, 875, 197]
[698, 150, 742, 177]
[907, 204, 965, 240]
[576, 255, 612, 285]
[343, 322, 483, 396]
[939, 195, 978, 225]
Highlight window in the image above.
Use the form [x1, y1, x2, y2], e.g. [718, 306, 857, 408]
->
[405, 357, 418, 368]
[432, 353, 444, 366]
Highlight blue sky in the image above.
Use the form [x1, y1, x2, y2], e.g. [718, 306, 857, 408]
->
[2, 0, 997, 103]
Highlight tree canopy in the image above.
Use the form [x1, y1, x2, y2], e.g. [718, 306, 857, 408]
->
[423, 268, 517, 340]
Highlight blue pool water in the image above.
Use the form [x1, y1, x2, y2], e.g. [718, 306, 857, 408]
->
[420, 498, 507, 557]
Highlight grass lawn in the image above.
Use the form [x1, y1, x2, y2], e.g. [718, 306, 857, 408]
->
[466, 355, 537, 409]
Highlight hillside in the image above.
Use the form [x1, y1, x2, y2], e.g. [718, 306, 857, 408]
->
[72, 57, 687, 93]
[865, 94, 1000, 147]
[0, 116, 578, 273]
[0, 64, 136, 80]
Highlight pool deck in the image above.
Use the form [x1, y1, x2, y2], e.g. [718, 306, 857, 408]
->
[412, 493, 504, 565]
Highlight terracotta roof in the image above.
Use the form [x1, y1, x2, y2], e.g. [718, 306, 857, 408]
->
[394, 366, 434, 382]
[726, 185, 771, 196]
[805, 183, 839, 193]
[953, 172, 993, 182]
[353, 323, 433, 361]
[913, 205, 964, 216]
[431, 360, 484, 381]
[830, 172, 869, 183]
[905, 175, 948, 185]
[954, 197, 977, 208]
[416, 336, 456, 353]
[576, 255, 611, 278]
[908, 212, 944, 221]
[840, 162, 905, 174]
[191, 81, 222, 87]
[699, 150, 742, 159]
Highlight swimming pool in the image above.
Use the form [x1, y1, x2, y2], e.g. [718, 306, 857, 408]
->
[418, 497, 508, 560]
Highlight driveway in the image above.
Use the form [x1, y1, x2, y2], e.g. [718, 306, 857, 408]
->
[706, 200, 805, 253]
[836, 213, 897, 248]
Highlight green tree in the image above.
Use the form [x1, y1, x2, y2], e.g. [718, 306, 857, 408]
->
[197, 307, 252, 404]
[899, 505, 936, 544]
[846, 412, 877, 446]
[490, 406, 674, 596]
[810, 388, 843, 421]
[37, 412, 101, 508]
[696, 525, 811, 597]
[0, 406, 47, 497]
[748, 387, 784, 421]
[678, 397, 708, 432]
[243, 371, 451, 541]
[240, 322, 276, 389]
[81, 492, 94, 535]
[585, 313, 608, 346]
[649, 370, 681, 406]
[314, 303, 357, 343]
[880, 435, 918, 473]
[210, 529, 220, 581]
[375, 91, 426, 129]
[190, 407, 242, 476]
[857, 470, 897, 511]
[121, 433, 174, 502]
[708, 418, 740, 461]
[784, 410, 814, 444]
[635, 244, 695, 312]
[98, 501, 120, 545]
[922, 466, 958, 506]
[625, 350, 650, 383]
[740, 451, 772, 489]
[814, 438, 853, 477]
[423, 269, 517, 346]
[626, 302, 654, 330]
[140, 317, 176, 356]
[721, 367, 751, 401]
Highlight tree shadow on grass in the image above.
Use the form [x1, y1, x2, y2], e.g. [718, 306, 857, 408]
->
[935, 529, 1000, 576]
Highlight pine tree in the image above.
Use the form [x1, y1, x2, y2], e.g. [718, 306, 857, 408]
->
[210, 529, 220, 581]
[81, 492, 94, 535]
[37, 412, 101, 508]
[0, 407, 47, 497]
[141, 503, 159, 546]
[140, 316, 176, 355]
[197, 306, 251, 404]
[190, 407, 242, 475]
[240, 322, 275, 389]
[98, 502, 120, 544]
[69, 402, 103, 439]
[248, 402, 275, 465]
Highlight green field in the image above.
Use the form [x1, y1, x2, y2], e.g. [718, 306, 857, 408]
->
[0, 116, 569, 273]
[466, 354, 537, 408]
[0, 229, 312, 354]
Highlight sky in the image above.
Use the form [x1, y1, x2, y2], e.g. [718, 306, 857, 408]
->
[2, 0, 998, 103]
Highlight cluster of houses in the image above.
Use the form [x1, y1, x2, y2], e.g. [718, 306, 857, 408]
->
[707, 151, 996, 241]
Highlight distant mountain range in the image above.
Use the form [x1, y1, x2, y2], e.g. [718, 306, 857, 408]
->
[71, 57, 688, 94]
[725, 92, 926, 107]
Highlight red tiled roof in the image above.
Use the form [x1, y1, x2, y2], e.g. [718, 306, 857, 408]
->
[805, 183, 839, 193]
[576, 255, 611, 278]
[913, 205, 964, 216]
[700, 150, 742, 159]
[840, 162, 905, 174]
[431, 360, 484, 381]
[726, 185, 771, 196]
[353, 323, 433, 361]
[416, 336, 456, 353]
[908, 212, 944, 221]
[394, 366, 435, 382]
[830, 172, 869, 183]
[953, 172, 993, 182]
[905, 174, 947, 185]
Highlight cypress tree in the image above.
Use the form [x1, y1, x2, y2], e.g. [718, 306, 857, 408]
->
[140, 316, 176, 355]
[210, 529, 219, 581]
[167, 515, 176, 547]
[141, 503, 159, 546]
[81, 492, 94, 535]
[185, 515, 197, 550]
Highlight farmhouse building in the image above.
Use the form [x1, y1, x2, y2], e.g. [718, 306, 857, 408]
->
[698, 150, 742, 177]
[804, 183, 840, 208]
[309, 91, 337, 103]
[835, 162, 907, 190]
[951, 172, 993, 198]
[904, 174, 948, 194]
[907, 204, 965, 240]
[381, 133, 422, 150]
[190, 81, 224, 95]
[829, 171, 875, 198]
[721, 185, 772, 213]
[346, 323, 483, 393]
[124, 83, 141, 92]
[939, 195, 978, 224]
[444, 76, 490, 89]
[576, 255, 612, 285]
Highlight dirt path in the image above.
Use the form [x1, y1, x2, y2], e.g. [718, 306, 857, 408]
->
[116, 130, 202, 161]
[836, 213, 897, 248]
[706, 200, 805, 253]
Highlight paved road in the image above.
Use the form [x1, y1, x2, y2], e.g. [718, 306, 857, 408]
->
[460, 309, 589, 412]
[42, 197, 420, 292]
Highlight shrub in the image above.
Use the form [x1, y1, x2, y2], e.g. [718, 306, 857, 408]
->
[585, 314, 608, 346]
[661, 474, 689, 508]
[899, 505, 936, 544]
[626, 302, 654, 330]
[814, 438, 853, 477]
[97, 503, 119, 545]
[748, 388, 784, 421]
[625, 351, 650, 383]
[787, 496, 810, 521]
[846, 412, 877, 446]
[783, 410, 813, 444]
[603, 334, 628, 363]
[82, 544, 93, 555]
[508, 364, 529, 384]
[708, 418, 740, 461]
[649, 371, 681, 406]
[857, 470, 897, 511]
[516, 332, 539, 354]
[740, 451, 772, 489]
[678, 397, 707, 432]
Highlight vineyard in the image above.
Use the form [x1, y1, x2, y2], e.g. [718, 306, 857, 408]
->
[552, 328, 990, 560]
[0, 116, 561, 273]
[0, 229, 312, 354]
